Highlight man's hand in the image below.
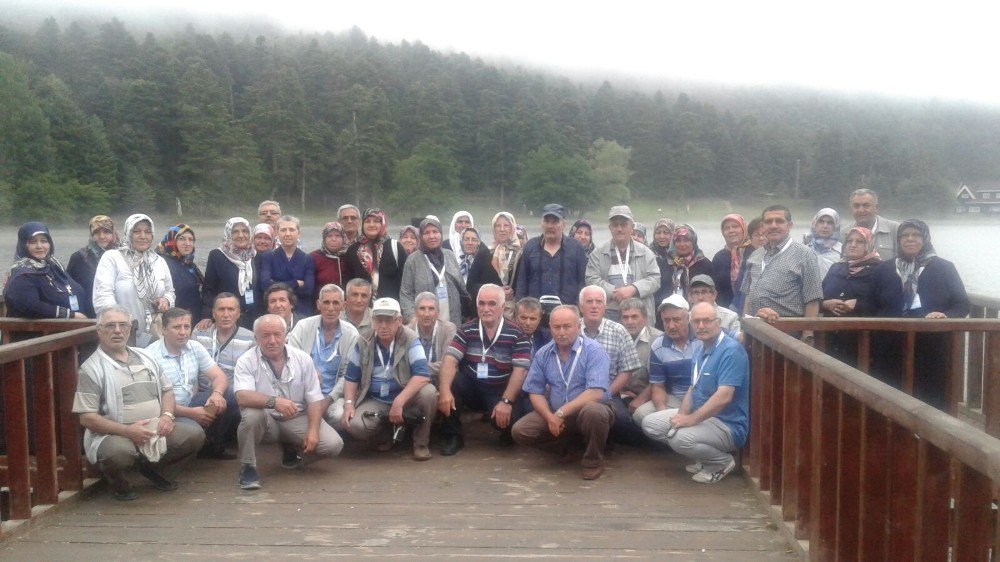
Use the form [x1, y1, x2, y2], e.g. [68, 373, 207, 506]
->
[205, 392, 227, 412]
[611, 285, 637, 303]
[388, 400, 405, 425]
[274, 397, 298, 418]
[756, 307, 780, 323]
[301, 428, 319, 454]
[822, 299, 849, 316]
[188, 407, 217, 427]
[155, 297, 170, 313]
[156, 415, 174, 436]
[194, 318, 213, 331]
[125, 421, 157, 445]
[925, 311, 947, 319]
[546, 414, 565, 437]
[669, 412, 697, 429]
[342, 403, 356, 430]
[437, 391, 455, 417]
[491, 400, 513, 429]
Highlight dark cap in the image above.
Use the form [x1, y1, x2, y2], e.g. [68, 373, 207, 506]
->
[541, 204, 567, 220]
[690, 274, 716, 290]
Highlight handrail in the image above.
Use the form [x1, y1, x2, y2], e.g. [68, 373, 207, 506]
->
[970, 293, 1000, 312]
[770, 317, 1000, 332]
[746, 318, 1000, 479]
[0, 327, 97, 363]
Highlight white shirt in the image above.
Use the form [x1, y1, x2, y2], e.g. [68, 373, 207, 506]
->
[234, 344, 324, 416]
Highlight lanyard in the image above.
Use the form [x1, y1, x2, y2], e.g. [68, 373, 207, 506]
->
[554, 337, 583, 389]
[211, 328, 238, 362]
[425, 255, 447, 286]
[761, 237, 793, 273]
[421, 323, 438, 362]
[376, 340, 395, 369]
[692, 332, 725, 386]
[315, 325, 340, 362]
[478, 318, 505, 360]
[614, 243, 632, 280]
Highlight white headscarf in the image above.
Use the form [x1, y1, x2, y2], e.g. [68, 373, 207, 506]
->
[220, 217, 255, 295]
[120, 213, 159, 303]
[448, 211, 473, 253]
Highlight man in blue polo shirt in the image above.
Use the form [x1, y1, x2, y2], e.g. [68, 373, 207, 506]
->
[512, 305, 613, 480]
[438, 284, 532, 455]
[631, 294, 696, 427]
[641, 302, 749, 484]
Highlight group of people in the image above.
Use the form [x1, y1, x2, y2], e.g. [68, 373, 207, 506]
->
[1, 187, 968, 500]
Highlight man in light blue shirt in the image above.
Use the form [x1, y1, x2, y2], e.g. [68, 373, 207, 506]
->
[147, 307, 237, 459]
[512, 305, 613, 480]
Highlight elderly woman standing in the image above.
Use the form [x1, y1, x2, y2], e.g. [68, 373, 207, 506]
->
[468, 212, 521, 319]
[202, 217, 258, 327]
[666, 224, 712, 301]
[260, 215, 315, 316]
[4, 222, 87, 319]
[157, 224, 205, 323]
[67, 215, 118, 318]
[649, 218, 675, 307]
[710, 214, 751, 309]
[311, 221, 348, 297]
[92, 213, 174, 346]
[804, 208, 842, 279]
[443, 211, 474, 253]
[400, 217, 465, 325]
[344, 208, 407, 301]
[398, 226, 420, 256]
[570, 219, 596, 256]
[821, 227, 881, 365]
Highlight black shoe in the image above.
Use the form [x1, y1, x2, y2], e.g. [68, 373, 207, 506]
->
[110, 478, 138, 501]
[498, 431, 515, 447]
[137, 462, 178, 492]
[282, 445, 303, 469]
[239, 464, 261, 490]
[440, 435, 464, 456]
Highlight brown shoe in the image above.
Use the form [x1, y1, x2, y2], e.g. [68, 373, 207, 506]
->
[556, 446, 577, 465]
[375, 439, 395, 452]
[413, 445, 431, 461]
[581, 465, 605, 480]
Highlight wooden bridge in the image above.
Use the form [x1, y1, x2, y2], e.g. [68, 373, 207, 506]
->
[0, 297, 997, 560]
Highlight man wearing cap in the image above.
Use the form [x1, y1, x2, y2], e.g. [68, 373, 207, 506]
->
[688, 275, 742, 342]
[234, 314, 344, 490]
[288, 284, 361, 428]
[740, 205, 822, 344]
[437, 284, 532, 455]
[406, 291, 457, 385]
[342, 298, 437, 461]
[512, 305, 614, 480]
[586, 205, 660, 323]
[632, 294, 697, 427]
[617, 297, 663, 420]
[515, 203, 588, 306]
[642, 302, 749, 484]
[579, 285, 643, 445]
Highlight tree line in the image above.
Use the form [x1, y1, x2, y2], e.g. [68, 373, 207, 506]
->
[1, 15, 999, 223]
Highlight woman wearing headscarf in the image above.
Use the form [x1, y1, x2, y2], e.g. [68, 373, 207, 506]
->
[730, 218, 765, 315]
[260, 215, 316, 316]
[468, 212, 520, 319]
[67, 215, 119, 318]
[398, 225, 420, 255]
[515, 225, 528, 248]
[156, 224, 205, 323]
[666, 224, 712, 301]
[203, 217, 258, 328]
[4, 222, 86, 319]
[710, 214, 751, 309]
[872, 219, 969, 409]
[649, 218, 675, 307]
[400, 217, 465, 325]
[93, 213, 175, 346]
[632, 223, 648, 245]
[570, 219, 596, 256]
[344, 208, 407, 301]
[803, 208, 842, 279]
[311, 221, 348, 298]
[443, 210, 473, 253]
[821, 226, 881, 365]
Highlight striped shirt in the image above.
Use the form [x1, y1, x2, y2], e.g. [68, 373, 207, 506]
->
[648, 335, 699, 400]
[446, 319, 531, 385]
[581, 318, 641, 382]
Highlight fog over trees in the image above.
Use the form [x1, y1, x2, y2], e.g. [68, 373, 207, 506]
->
[1, 14, 998, 222]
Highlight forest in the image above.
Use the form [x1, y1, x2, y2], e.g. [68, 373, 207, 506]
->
[1, 15, 999, 222]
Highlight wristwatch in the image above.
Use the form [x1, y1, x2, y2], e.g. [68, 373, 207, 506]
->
[160, 411, 175, 420]
[345, 399, 355, 405]
[501, 398, 513, 406]
[265, 396, 277, 409]
[555, 409, 565, 419]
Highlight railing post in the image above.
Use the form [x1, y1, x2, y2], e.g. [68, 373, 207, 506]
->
[951, 464, 992, 561]
[902, 331, 916, 395]
[888, 425, 918, 560]
[759, 346, 775, 492]
[948, 331, 965, 416]
[810, 379, 839, 559]
[858, 407, 890, 559]
[2, 360, 32, 520]
[795, 370, 813, 540]
[915, 441, 950, 561]
[780, 360, 799, 523]
[984, 333, 1000, 438]
[835, 394, 862, 558]
[769, 352, 785, 505]
[31, 352, 59, 505]
[966, 305, 985, 411]
[747, 336, 763, 478]
[55, 346, 83, 491]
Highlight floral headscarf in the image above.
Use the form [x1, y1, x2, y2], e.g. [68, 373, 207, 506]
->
[320, 221, 347, 258]
[515, 225, 528, 246]
[491, 212, 521, 285]
[669, 224, 707, 296]
[157, 223, 204, 285]
[845, 226, 881, 276]
[720, 214, 749, 286]
[458, 227, 480, 281]
[895, 219, 936, 311]
[809, 208, 841, 252]
[86, 215, 119, 260]
[120, 213, 160, 303]
[221, 217, 255, 295]
[357, 208, 388, 292]
[398, 225, 420, 255]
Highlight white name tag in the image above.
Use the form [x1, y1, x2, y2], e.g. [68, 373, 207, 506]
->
[244, 291, 255, 306]
[436, 284, 448, 301]
[68, 295, 80, 312]
[476, 362, 489, 380]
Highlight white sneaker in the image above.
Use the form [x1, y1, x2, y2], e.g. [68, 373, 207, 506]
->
[685, 462, 703, 474]
[691, 458, 736, 484]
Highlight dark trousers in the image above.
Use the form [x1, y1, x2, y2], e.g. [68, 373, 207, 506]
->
[185, 387, 241, 452]
[441, 374, 529, 438]
[608, 396, 646, 446]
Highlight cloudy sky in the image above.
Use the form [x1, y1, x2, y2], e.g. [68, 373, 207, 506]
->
[14, 0, 1000, 106]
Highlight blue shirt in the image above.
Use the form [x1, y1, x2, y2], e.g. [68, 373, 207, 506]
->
[311, 325, 343, 395]
[522, 336, 610, 410]
[145, 339, 215, 407]
[648, 334, 699, 399]
[689, 332, 750, 447]
[345, 337, 430, 404]
[515, 235, 587, 305]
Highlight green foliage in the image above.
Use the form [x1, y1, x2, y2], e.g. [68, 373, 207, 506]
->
[518, 146, 599, 215]
[0, 52, 52, 182]
[0, 180, 13, 222]
[389, 140, 461, 213]
[589, 138, 632, 206]
[13, 173, 111, 223]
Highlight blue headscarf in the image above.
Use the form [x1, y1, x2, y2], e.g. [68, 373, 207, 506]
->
[7, 222, 75, 289]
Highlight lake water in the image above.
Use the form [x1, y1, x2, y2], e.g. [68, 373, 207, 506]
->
[4, 216, 999, 297]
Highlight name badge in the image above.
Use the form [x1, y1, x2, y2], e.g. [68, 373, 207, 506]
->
[68, 295, 80, 312]
[476, 362, 489, 380]
[380, 381, 389, 398]
[436, 284, 448, 301]
[244, 291, 255, 306]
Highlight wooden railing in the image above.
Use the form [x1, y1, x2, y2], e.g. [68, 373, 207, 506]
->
[0, 319, 97, 534]
[743, 317, 1000, 560]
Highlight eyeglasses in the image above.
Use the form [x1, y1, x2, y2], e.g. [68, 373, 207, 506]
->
[691, 318, 720, 326]
[98, 322, 131, 332]
[689, 289, 713, 296]
[258, 210, 280, 217]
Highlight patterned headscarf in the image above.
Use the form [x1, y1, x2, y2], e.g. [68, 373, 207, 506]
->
[398, 225, 420, 255]
[720, 214, 749, 287]
[515, 225, 528, 246]
[633, 222, 647, 242]
[491, 212, 521, 285]
[895, 219, 937, 311]
[6, 222, 75, 291]
[809, 208, 841, 252]
[670, 224, 708, 296]
[357, 208, 388, 290]
[651, 218, 675, 261]
[845, 226, 881, 276]
[458, 227, 480, 281]
[570, 219, 596, 255]
[220, 217, 255, 295]
[320, 221, 347, 258]
[86, 215, 119, 259]
[120, 214, 159, 303]
[157, 223, 204, 285]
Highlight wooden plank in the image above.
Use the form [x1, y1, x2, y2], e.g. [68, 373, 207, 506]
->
[888, 424, 918, 560]
[948, 330, 965, 416]
[758, 346, 774, 492]
[902, 331, 916, 395]
[794, 370, 812, 540]
[915, 440, 950, 562]
[834, 394, 861, 559]
[857, 329, 871, 373]
[30, 353, 58, 506]
[1, 360, 31, 521]
[810, 379, 839, 559]
[951, 464, 992, 562]
[967, 305, 985, 410]
[747, 337, 763, 478]
[985, 333, 1000, 438]
[780, 360, 799, 522]
[769, 351, 785, 505]
[858, 407, 890, 560]
[54, 347, 83, 492]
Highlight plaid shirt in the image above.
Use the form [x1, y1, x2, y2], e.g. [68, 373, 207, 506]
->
[581, 318, 641, 382]
[740, 238, 823, 317]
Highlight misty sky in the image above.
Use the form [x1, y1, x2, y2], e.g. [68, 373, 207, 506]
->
[14, 0, 1000, 106]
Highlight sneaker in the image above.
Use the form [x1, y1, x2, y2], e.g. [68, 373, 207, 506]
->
[239, 464, 261, 490]
[412, 445, 432, 461]
[137, 461, 178, 492]
[691, 458, 736, 484]
[685, 462, 703, 474]
[281, 448, 303, 469]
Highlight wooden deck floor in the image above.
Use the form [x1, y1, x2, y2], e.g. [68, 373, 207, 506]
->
[1, 423, 796, 560]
